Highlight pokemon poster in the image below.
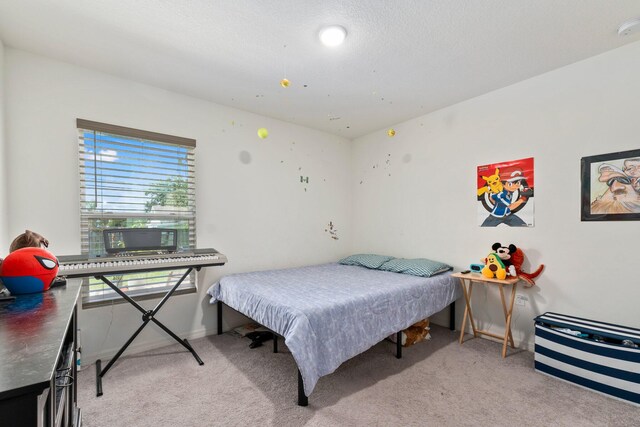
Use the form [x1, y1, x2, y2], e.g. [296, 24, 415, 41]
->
[477, 157, 534, 227]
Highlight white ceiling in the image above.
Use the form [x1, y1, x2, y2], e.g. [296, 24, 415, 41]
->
[1, 1, 639, 138]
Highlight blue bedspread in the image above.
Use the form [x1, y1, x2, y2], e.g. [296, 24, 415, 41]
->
[207, 263, 461, 396]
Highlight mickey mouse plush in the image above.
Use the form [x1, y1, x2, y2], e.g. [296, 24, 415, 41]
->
[492, 243, 517, 277]
[491, 242, 544, 287]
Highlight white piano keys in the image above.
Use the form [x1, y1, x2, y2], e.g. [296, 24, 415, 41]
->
[57, 250, 227, 278]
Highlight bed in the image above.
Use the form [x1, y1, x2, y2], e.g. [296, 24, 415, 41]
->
[207, 262, 461, 405]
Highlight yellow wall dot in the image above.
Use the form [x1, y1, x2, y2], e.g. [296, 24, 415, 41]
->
[257, 128, 269, 139]
[280, 78, 290, 88]
[387, 129, 396, 137]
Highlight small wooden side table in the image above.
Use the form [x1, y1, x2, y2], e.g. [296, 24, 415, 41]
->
[452, 272, 520, 358]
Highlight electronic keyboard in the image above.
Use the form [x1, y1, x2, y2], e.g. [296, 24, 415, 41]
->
[57, 248, 227, 278]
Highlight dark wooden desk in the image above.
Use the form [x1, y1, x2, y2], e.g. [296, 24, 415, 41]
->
[0, 279, 82, 426]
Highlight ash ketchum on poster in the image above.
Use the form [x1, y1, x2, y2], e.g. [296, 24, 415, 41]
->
[477, 157, 535, 227]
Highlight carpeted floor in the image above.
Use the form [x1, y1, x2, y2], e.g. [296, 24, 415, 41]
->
[77, 326, 638, 426]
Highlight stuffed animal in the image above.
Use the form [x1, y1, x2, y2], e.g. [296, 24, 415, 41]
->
[0, 247, 59, 294]
[404, 319, 431, 346]
[481, 253, 508, 279]
[9, 230, 50, 253]
[491, 242, 544, 287]
[491, 242, 517, 276]
[389, 319, 431, 347]
[1, 230, 50, 270]
[510, 248, 544, 287]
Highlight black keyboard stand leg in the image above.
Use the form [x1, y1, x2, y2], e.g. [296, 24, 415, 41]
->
[96, 318, 151, 396]
[184, 339, 204, 365]
[93, 268, 204, 396]
[150, 318, 204, 365]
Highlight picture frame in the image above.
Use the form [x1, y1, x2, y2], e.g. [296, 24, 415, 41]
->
[581, 148, 640, 221]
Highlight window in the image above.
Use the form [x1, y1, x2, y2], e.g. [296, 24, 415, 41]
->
[77, 119, 196, 307]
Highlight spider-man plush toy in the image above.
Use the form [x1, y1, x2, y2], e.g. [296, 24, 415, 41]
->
[0, 247, 59, 294]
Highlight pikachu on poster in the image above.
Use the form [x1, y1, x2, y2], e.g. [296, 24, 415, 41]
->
[477, 157, 534, 227]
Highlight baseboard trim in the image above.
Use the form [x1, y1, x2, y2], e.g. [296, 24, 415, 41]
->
[81, 327, 213, 367]
[434, 319, 535, 353]
[82, 318, 535, 368]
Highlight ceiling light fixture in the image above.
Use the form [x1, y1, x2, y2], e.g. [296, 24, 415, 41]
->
[319, 25, 347, 47]
[618, 17, 640, 36]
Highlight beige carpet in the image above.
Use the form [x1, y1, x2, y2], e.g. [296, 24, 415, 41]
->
[77, 326, 638, 426]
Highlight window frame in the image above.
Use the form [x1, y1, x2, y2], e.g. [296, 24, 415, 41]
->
[76, 119, 198, 307]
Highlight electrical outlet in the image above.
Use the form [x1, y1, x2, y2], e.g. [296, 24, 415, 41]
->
[515, 295, 528, 306]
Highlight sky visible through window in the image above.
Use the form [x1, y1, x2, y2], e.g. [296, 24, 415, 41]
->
[83, 131, 191, 214]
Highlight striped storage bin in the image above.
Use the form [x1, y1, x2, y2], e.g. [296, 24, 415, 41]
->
[534, 312, 640, 406]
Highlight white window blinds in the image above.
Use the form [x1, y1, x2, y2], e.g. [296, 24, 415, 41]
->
[77, 119, 197, 306]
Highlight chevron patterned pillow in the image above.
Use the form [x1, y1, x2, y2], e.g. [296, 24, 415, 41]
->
[378, 258, 452, 277]
[338, 254, 394, 269]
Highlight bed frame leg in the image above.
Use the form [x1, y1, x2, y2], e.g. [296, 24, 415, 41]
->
[396, 331, 402, 359]
[273, 334, 278, 353]
[217, 301, 223, 335]
[449, 300, 456, 331]
[298, 369, 308, 406]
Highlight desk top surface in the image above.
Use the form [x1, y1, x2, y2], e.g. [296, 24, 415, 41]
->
[451, 271, 519, 284]
[0, 279, 81, 398]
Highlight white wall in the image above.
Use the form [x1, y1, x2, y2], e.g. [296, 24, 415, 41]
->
[352, 40, 640, 350]
[4, 49, 352, 363]
[6, 38, 640, 361]
[0, 39, 8, 251]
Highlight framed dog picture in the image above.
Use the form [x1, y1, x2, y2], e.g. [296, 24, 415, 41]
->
[581, 149, 640, 221]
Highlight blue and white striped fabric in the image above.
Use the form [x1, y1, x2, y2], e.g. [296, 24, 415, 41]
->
[534, 312, 640, 406]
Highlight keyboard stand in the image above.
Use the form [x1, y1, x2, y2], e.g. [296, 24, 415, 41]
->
[94, 267, 204, 397]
